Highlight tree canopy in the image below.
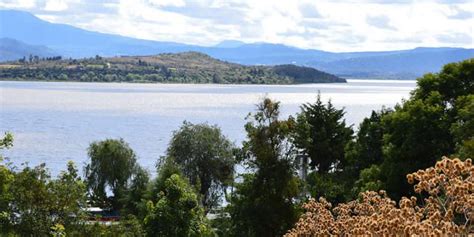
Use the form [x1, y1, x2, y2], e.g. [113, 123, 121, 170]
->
[167, 121, 236, 211]
[229, 98, 300, 237]
[85, 138, 138, 209]
[293, 94, 353, 173]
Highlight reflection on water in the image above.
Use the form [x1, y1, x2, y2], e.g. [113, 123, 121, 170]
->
[0, 80, 416, 176]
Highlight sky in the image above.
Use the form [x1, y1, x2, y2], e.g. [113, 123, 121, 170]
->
[1, 0, 473, 52]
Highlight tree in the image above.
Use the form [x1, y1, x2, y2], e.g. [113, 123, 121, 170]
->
[229, 98, 300, 237]
[451, 94, 474, 158]
[6, 162, 86, 236]
[381, 94, 454, 199]
[0, 132, 13, 151]
[9, 164, 55, 235]
[293, 94, 353, 173]
[120, 166, 150, 219]
[345, 109, 389, 173]
[85, 138, 137, 209]
[48, 161, 87, 231]
[0, 132, 14, 232]
[143, 174, 213, 237]
[351, 164, 383, 196]
[343, 109, 390, 199]
[167, 121, 236, 212]
[380, 59, 474, 200]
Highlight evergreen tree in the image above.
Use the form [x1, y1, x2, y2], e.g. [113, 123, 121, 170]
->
[293, 94, 353, 173]
[229, 98, 300, 237]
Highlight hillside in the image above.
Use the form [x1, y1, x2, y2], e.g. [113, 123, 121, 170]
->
[0, 52, 345, 84]
[0, 38, 57, 61]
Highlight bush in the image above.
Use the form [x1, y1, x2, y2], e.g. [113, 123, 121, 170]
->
[285, 157, 473, 236]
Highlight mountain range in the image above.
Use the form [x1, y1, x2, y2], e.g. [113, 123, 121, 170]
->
[1, 9, 473, 79]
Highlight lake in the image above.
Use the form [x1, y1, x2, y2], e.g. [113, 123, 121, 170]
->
[0, 80, 416, 176]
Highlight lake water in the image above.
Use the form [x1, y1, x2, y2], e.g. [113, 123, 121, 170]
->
[0, 80, 416, 176]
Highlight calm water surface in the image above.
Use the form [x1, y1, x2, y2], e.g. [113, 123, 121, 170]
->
[0, 80, 416, 176]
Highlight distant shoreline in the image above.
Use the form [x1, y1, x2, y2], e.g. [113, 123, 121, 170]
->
[0, 78, 418, 87]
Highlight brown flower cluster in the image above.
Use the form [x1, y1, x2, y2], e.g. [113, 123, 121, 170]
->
[285, 157, 473, 236]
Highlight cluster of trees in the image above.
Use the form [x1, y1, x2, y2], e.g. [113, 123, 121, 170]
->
[0, 52, 345, 84]
[0, 59, 472, 236]
[17, 55, 63, 64]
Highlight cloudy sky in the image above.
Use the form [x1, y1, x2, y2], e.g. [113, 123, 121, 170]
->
[1, 0, 473, 52]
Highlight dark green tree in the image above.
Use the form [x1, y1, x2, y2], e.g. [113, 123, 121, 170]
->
[48, 161, 87, 231]
[229, 98, 300, 237]
[120, 166, 150, 219]
[6, 162, 86, 236]
[143, 174, 213, 237]
[293, 94, 353, 173]
[381, 59, 474, 200]
[85, 138, 137, 209]
[343, 109, 391, 198]
[451, 94, 474, 158]
[167, 121, 236, 212]
[8, 164, 53, 235]
[345, 109, 390, 173]
[148, 156, 183, 202]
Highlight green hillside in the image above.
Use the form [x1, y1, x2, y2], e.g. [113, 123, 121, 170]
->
[0, 52, 345, 84]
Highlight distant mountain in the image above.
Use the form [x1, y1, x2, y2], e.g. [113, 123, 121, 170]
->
[0, 38, 57, 61]
[214, 40, 246, 48]
[0, 10, 193, 58]
[311, 47, 474, 79]
[1, 9, 473, 79]
[0, 51, 345, 84]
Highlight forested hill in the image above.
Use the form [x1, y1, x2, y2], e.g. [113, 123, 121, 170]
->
[0, 52, 345, 84]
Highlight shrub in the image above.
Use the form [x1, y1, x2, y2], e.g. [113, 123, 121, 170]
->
[285, 157, 473, 236]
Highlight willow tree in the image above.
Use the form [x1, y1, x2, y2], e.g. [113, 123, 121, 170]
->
[167, 122, 235, 212]
[85, 138, 137, 208]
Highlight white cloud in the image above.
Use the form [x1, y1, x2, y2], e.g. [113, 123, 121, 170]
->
[0, 0, 36, 9]
[147, 0, 186, 7]
[1, 0, 473, 51]
[43, 0, 68, 11]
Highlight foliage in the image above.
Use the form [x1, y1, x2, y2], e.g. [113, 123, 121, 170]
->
[342, 109, 390, 200]
[147, 156, 183, 203]
[0, 133, 14, 232]
[120, 166, 150, 219]
[0, 132, 13, 151]
[293, 94, 353, 173]
[1, 59, 472, 236]
[285, 157, 473, 236]
[351, 164, 384, 196]
[306, 171, 347, 204]
[167, 121, 236, 211]
[85, 138, 138, 209]
[0, 52, 346, 84]
[229, 98, 300, 237]
[345, 109, 390, 174]
[451, 94, 474, 159]
[143, 174, 213, 237]
[380, 59, 474, 200]
[69, 215, 145, 237]
[3, 162, 86, 236]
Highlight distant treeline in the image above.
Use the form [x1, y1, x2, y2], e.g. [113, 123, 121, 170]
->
[0, 52, 346, 84]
